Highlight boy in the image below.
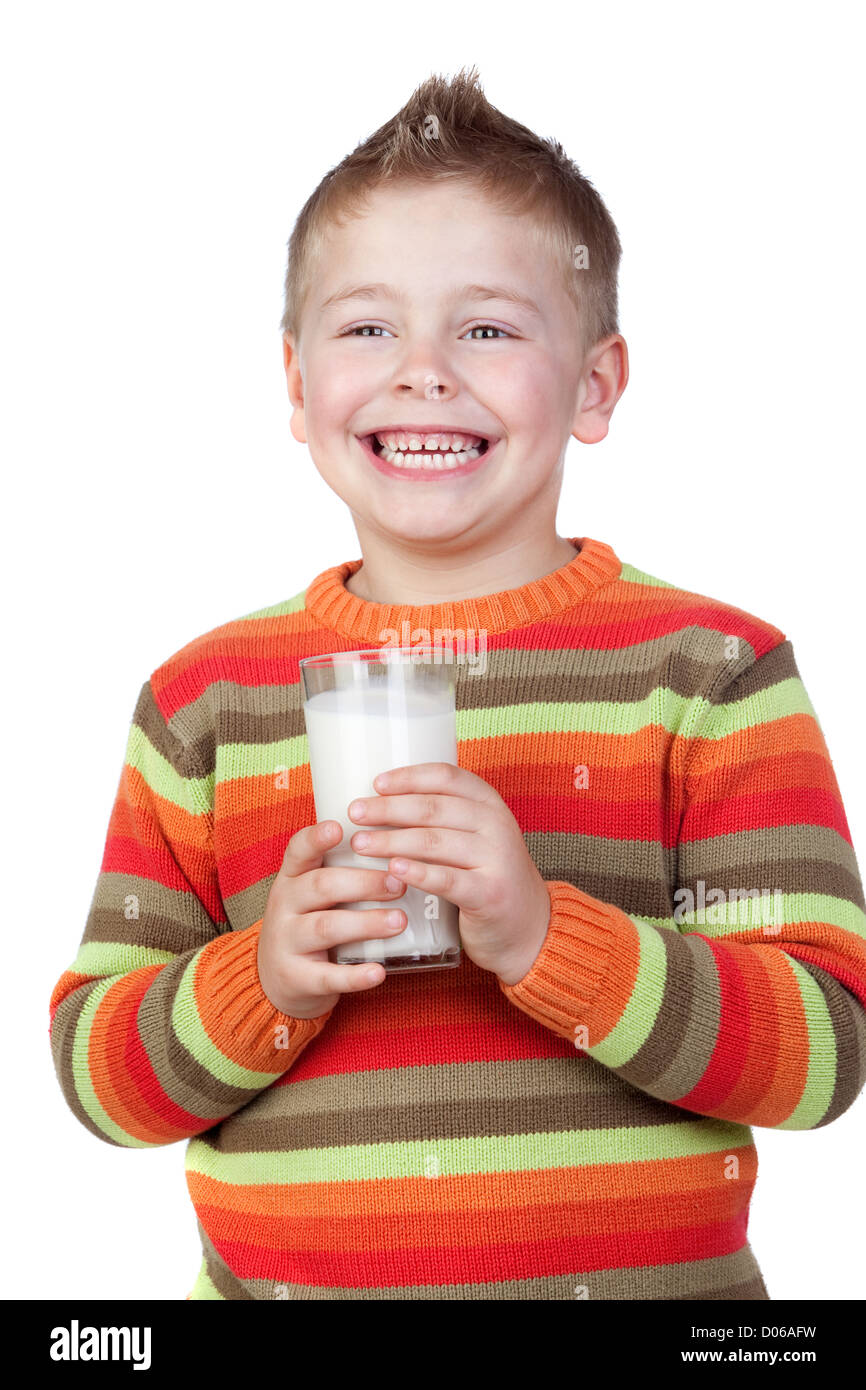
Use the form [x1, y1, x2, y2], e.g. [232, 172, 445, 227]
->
[49, 67, 866, 1301]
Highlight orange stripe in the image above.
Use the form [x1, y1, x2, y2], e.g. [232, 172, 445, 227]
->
[187, 1153, 757, 1251]
[118, 764, 211, 852]
[217, 727, 682, 838]
[186, 1148, 757, 1220]
[194, 1190, 751, 1252]
[215, 719, 837, 850]
[686, 714, 835, 792]
[87, 968, 181, 1144]
[709, 936, 809, 1124]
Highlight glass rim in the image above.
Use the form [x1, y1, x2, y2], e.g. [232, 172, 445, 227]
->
[299, 646, 459, 670]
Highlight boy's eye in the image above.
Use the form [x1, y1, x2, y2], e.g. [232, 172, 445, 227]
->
[339, 323, 511, 339]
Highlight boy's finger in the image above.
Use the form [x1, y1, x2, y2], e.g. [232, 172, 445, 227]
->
[349, 791, 478, 831]
[294, 864, 406, 914]
[279, 821, 343, 877]
[374, 762, 497, 804]
[296, 905, 407, 956]
[292, 954, 386, 996]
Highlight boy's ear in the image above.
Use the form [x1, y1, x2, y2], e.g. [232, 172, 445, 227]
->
[571, 334, 629, 446]
[283, 333, 307, 444]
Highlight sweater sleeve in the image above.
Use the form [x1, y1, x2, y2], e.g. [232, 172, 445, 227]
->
[48, 678, 333, 1148]
[498, 640, 866, 1130]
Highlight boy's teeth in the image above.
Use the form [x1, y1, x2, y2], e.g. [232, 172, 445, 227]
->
[378, 446, 481, 469]
[375, 430, 482, 453]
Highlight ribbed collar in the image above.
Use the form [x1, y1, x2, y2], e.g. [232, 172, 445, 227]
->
[304, 535, 621, 642]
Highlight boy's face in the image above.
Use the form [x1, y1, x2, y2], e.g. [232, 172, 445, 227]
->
[284, 179, 625, 552]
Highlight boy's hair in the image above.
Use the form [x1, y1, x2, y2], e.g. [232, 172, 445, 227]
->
[280, 66, 622, 356]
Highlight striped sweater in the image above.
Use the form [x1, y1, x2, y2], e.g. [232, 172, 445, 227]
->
[49, 535, 866, 1300]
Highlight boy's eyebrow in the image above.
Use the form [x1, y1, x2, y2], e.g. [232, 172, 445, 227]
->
[319, 282, 542, 317]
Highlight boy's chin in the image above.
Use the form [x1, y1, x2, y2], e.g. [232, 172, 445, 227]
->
[368, 503, 480, 538]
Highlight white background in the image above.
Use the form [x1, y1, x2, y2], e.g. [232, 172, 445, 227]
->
[3, 0, 864, 1301]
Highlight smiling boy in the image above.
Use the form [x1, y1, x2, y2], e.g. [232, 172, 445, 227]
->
[284, 172, 623, 609]
[50, 67, 866, 1301]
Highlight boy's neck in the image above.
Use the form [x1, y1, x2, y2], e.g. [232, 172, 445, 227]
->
[343, 526, 580, 607]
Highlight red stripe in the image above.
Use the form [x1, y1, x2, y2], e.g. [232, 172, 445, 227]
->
[507, 794, 670, 842]
[786, 943, 866, 1009]
[210, 1217, 750, 1285]
[152, 609, 783, 718]
[489, 608, 780, 659]
[217, 833, 300, 897]
[677, 937, 750, 1113]
[277, 1019, 580, 1083]
[683, 788, 851, 845]
[117, 972, 213, 1136]
[101, 836, 226, 921]
[102, 834, 196, 892]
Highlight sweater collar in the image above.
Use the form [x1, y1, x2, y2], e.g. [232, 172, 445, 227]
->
[304, 535, 621, 642]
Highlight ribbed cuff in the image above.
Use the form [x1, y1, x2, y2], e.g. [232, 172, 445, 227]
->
[196, 919, 334, 1074]
[498, 880, 631, 1035]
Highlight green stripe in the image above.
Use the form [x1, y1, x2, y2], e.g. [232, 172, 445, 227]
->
[188, 1259, 225, 1300]
[671, 894, 866, 940]
[701, 678, 816, 736]
[618, 564, 678, 590]
[71, 977, 160, 1149]
[216, 688, 722, 784]
[125, 722, 214, 813]
[184, 1117, 753, 1186]
[222, 732, 310, 782]
[458, 692, 699, 740]
[216, 680, 818, 786]
[238, 590, 306, 622]
[69, 941, 177, 976]
[171, 950, 287, 1090]
[584, 915, 668, 1068]
[776, 959, 837, 1129]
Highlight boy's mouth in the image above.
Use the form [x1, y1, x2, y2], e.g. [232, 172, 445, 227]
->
[357, 427, 493, 474]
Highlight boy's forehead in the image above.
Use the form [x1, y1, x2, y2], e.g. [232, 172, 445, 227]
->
[313, 181, 565, 307]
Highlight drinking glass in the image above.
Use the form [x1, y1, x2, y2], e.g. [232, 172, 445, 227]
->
[299, 647, 462, 972]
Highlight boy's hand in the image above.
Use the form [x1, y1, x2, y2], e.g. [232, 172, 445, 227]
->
[347, 763, 552, 986]
[257, 821, 410, 1019]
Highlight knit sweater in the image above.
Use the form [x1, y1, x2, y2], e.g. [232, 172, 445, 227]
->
[49, 535, 866, 1301]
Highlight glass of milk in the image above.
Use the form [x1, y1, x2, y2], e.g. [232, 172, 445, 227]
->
[299, 647, 462, 973]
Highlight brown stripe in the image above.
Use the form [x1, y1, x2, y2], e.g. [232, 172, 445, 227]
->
[250, 1058, 624, 1119]
[135, 953, 280, 1123]
[678, 825, 860, 879]
[229, 1246, 767, 1300]
[798, 961, 866, 1126]
[624, 932, 723, 1099]
[675, 856, 865, 913]
[132, 681, 211, 781]
[528, 839, 677, 919]
[80, 895, 222, 955]
[213, 1072, 689, 1153]
[197, 1223, 254, 1300]
[201, 651, 772, 754]
[51, 980, 126, 1146]
[177, 636, 776, 757]
[706, 640, 796, 705]
[671, 1273, 770, 1300]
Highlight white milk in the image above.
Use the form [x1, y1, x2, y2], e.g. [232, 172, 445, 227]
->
[303, 681, 461, 968]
